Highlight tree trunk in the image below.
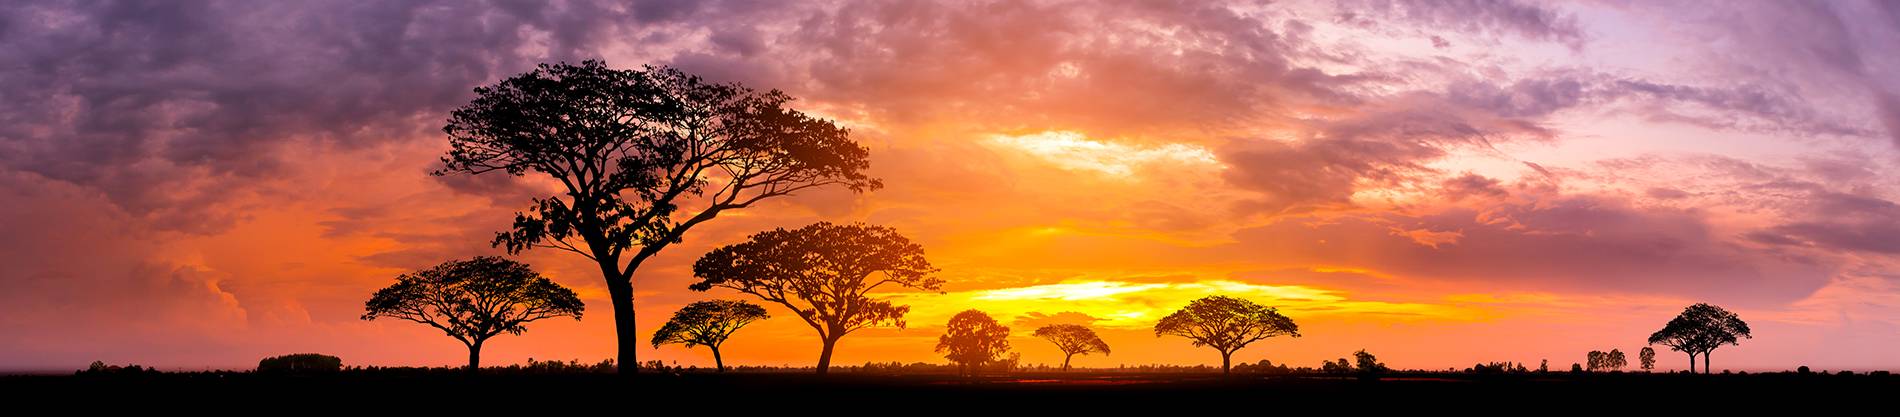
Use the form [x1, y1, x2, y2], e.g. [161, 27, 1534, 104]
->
[712, 345, 725, 373]
[1687, 352, 1696, 374]
[816, 335, 840, 375]
[1704, 351, 1711, 375]
[1063, 353, 1074, 371]
[467, 340, 483, 373]
[606, 276, 638, 376]
[1221, 350, 1233, 375]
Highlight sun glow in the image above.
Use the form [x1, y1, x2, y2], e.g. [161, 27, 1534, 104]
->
[986, 131, 1221, 177]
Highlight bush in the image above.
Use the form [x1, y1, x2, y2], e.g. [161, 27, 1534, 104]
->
[257, 353, 343, 374]
[77, 361, 151, 376]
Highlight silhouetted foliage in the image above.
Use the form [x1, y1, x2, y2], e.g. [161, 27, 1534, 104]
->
[362, 257, 583, 371]
[1468, 362, 1528, 374]
[1353, 350, 1387, 380]
[1539, 359, 1549, 373]
[1647, 303, 1751, 374]
[935, 310, 1011, 376]
[1154, 295, 1300, 374]
[652, 300, 770, 372]
[257, 354, 342, 374]
[1571, 363, 1584, 374]
[1585, 349, 1628, 372]
[1322, 358, 1353, 374]
[691, 222, 942, 374]
[1033, 324, 1111, 371]
[77, 361, 151, 376]
[439, 60, 878, 374]
[1640, 347, 1657, 372]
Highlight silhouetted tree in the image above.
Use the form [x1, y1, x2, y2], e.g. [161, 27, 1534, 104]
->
[439, 61, 878, 374]
[1606, 349, 1628, 371]
[1322, 358, 1353, 374]
[1539, 359, 1549, 373]
[1154, 296, 1300, 374]
[651, 300, 770, 372]
[936, 310, 1011, 376]
[1639, 347, 1657, 372]
[690, 222, 942, 374]
[257, 353, 342, 374]
[1647, 303, 1751, 374]
[1353, 349, 1387, 379]
[1032, 324, 1110, 371]
[362, 257, 583, 372]
[1587, 350, 1606, 372]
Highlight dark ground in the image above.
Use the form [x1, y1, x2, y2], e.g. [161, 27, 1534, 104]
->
[3, 371, 1892, 412]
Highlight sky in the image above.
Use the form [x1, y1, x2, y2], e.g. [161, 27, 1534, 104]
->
[3, 0, 1900, 373]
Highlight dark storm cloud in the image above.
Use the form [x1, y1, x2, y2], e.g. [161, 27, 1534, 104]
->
[0, 0, 645, 232]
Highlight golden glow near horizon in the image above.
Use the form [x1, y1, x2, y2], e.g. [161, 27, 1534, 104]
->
[986, 131, 1222, 178]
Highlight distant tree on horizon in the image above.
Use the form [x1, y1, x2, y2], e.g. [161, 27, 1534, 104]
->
[936, 310, 1011, 376]
[651, 300, 770, 372]
[1032, 324, 1110, 371]
[1154, 296, 1300, 374]
[1648, 303, 1751, 374]
[1353, 349, 1387, 379]
[438, 60, 879, 375]
[1607, 349, 1628, 372]
[1639, 347, 1657, 372]
[257, 353, 342, 374]
[690, 222, 943, 374]
[362, 257, 583, 372]
[1587, 350, 1605, 372]
[1321, 358, 1353, 374]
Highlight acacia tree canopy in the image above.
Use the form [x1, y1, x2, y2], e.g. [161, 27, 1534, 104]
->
[936, 310, 1012, 375]
[690, 222, 942, 374]
[438, 60, 878, 374]
[1032, 324, 1110, 371]
[652, 300, 769, 372]
[1647, 303, 1751, 374]
[361, 256, 582, 371]
[1154, 295, 1300, 374]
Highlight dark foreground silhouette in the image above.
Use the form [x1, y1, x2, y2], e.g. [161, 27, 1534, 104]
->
[6, 369, 1894, 412]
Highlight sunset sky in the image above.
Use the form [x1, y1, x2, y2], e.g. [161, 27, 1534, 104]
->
[4, 0, 1900, 373]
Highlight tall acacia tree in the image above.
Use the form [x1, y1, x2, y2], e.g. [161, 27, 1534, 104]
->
[1648, 303, 1751, 374]
[439, 61, 879, 374]
[362, 257, 583, 371]
[1032, 324, 1110, 371]
[651, 300, 770, 372]
[1154, 295, 1300, 374]
[690, 222, 942, 374]
[937, 310, 1012, 376]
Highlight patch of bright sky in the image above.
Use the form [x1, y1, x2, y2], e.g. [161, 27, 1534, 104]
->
[984, 131, 1222, 178]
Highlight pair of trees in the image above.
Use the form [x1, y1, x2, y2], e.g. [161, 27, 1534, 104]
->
[1585, 349, 1627, 372]
[935, 312, 1116, 374]
[1648, 303, 1751, 374]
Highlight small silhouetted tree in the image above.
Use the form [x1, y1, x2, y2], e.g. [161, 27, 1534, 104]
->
[1032, 324, 1110, 371]
[1606, 349, 1628, 371]
[1639, 347, 1657, 372]
[936, 310, 1011, 376]
[362, 257, 583, 372]
[1587, 350, 1606, 372]
[1155, 296, 1300, 374]
[439, 61, 879, 374]
[1647, 303, 1751, 374]
[691, 222, 942, 374]
[651, 300, 770, 372]
[1353, 349, 1387, 379]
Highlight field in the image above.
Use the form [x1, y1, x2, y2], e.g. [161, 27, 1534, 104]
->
[5, 370, 1892, 411]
